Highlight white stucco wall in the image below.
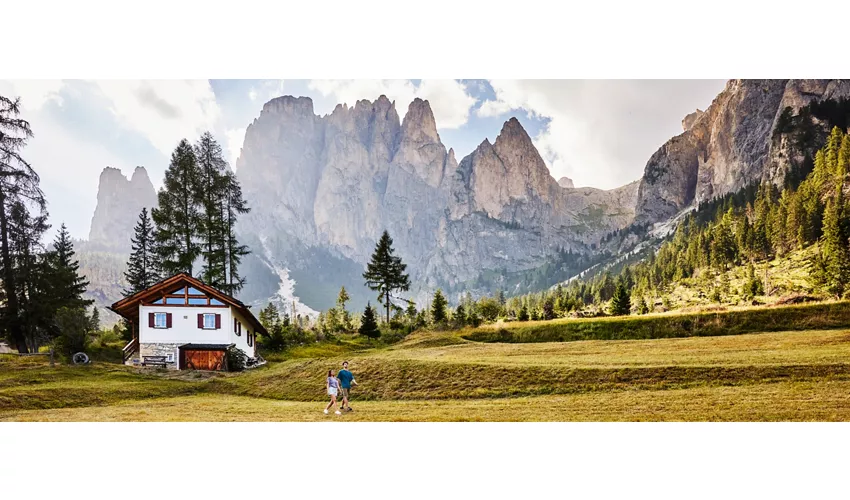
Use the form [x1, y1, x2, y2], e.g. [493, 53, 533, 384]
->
[137, 304, 258, 363]
[230, 308, 257, 358]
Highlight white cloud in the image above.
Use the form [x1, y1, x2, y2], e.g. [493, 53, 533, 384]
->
[92, 80, 222, 157]
[248, 88, 258, 101]
[3, 79, 65, 111]
[477, 80, 726, 189]
[307, 79, 476, 129]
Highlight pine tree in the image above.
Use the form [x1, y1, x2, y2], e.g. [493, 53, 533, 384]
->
[124, 207, 160, 296]
[610, 282, 631, 316]
[358, 302, 380, 339]
[0, 95, 46, 353]
[195, 132, 228, 288]
[363, 230, 411, 323]
[153, 139, 202, 276]
[430, 289, 448, 325]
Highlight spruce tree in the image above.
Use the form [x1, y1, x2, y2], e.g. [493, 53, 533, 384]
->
[430, 289, 448, 324]
[358, 302, 380, 339]
[124, 207, 160, 296]
[46, 223, 92, 310]
[610, 282, 631, 316]
[153, 139, 202, 276]
[363, 230, 411, 323]
[89, 306, 100, 333]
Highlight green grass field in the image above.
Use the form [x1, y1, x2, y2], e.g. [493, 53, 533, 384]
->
[3, 303, 850, 421]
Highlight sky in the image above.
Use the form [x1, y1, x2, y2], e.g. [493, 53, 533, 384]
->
[0, 79, 726, 242]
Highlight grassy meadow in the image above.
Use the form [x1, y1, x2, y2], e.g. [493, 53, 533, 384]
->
[3, 301, 850, 421]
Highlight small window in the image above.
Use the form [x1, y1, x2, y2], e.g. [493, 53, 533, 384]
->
[152, 298, 164, 304]
[165, 297, 185, 305]
[154, 312, 167, 328]
[210, 298, 224, 306]
[203, 313, 216, 329]
[166, 353, 174, 363]
[187, 287, 203, 295]
[247, 330, 253, 347]
[188, 297, 207, 305]
[173, 287, 188, 294]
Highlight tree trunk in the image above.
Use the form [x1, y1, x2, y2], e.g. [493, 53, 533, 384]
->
[0, 190, 27, 353]
[385, 290, 390, 324]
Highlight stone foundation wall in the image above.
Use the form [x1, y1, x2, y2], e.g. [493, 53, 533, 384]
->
[139, 343, 181, 370]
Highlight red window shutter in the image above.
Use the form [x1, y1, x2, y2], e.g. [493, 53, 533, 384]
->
[198, 314, 204, 329]
[215, 314, 221, 329]
[166, 313, 172, 328]
[148, 313, 154, 328]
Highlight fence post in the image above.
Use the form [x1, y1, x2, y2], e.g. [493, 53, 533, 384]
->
[49, 348, 54, 367]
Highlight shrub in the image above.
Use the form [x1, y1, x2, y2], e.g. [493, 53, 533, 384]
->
[226, 346, 247, 372]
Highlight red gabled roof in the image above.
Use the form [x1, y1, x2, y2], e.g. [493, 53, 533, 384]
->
[109, 273, 267, 336]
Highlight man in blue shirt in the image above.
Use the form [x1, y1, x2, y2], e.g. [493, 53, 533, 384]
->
[337, 361, 357, 412]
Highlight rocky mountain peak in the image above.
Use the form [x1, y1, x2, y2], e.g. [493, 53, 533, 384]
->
[401, 98, 440, 144]
[89, 166, 157, 250]
[260, 95, 315, 119]
[557, 176, 575, 188]
[682, 109, 704, 131]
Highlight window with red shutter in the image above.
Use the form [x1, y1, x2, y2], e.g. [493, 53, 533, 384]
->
[198, 314, 204, 329]
[149, 313, 155, 328]
[165, 313, 172, 328]
[215, 314, 221, 329]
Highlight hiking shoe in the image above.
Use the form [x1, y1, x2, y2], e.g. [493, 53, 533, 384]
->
[324, 409, 329, 414]
[347, 407, 354, 412]
[335, 410, 342, 415]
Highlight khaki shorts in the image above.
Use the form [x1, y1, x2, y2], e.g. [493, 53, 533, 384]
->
[341, 387, 351, 400]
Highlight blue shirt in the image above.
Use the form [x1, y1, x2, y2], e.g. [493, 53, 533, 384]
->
[327, 376, 339, 389]
[337, 369, 354, 388]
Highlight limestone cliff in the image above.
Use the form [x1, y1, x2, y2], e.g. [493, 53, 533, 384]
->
[88, 166, 157, 251]
[635, 79, 850, 225]
[234, 95, 639, 308]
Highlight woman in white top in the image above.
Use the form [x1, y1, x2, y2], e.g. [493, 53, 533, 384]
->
[324, 369, 342, 415]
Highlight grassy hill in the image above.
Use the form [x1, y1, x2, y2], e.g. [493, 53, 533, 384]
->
[3, 302, 850, 421]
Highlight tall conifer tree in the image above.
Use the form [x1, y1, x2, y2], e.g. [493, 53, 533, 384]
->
[124, 207, 161, 296]
[0, 95, 46, 353]
[153, 139, 202, 276]
[363, 230, 411, 323]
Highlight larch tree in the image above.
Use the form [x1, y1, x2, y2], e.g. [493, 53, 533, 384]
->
[0, 95, 46, 353]
[194, 132, 228, 288]
[220, 170, 250, 295]
[363, 230, 410, 323]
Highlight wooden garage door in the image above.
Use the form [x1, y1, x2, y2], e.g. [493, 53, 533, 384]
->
[184, 350, 225, 371]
